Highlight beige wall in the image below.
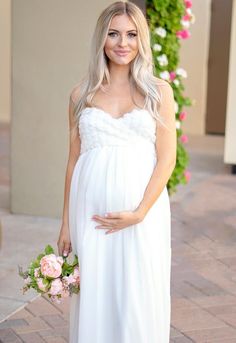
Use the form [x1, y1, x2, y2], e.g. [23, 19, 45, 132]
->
[224, 0, 236, 164]
[6, 0, 212, 131]
[0, 0, 11, 123]
[11, 0, 117, 217]
[179, 0, 211, 135]
[10, 0, 232, 218]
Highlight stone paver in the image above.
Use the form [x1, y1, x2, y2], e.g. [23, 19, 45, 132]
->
[1, 124, 236, 342]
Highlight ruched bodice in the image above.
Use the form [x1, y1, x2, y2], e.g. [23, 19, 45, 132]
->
[78, 107, 157, 155]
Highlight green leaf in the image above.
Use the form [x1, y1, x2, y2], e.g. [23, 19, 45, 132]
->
[37, 253, 45, 261]
[44, 245, 54, 255]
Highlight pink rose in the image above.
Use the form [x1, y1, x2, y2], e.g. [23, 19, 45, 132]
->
[56, 256, 64, 266]
[169, 71, 176, 81]
[63, 266, 80, 286]
[62, 275, 72, 285]
[34, 267, 40, 278]
[73, 266, 80, 283]
[61, 287, 70, 298]
[24, 276, 31, 285]
[49, 278, 63, 296]
[176, 29, 191, 39]
[40, 254, 62, 278]
[184, 170, 191, 182]
[36, 278, 48, 292]
[179, 111, 187, 121]
[71, 267, 80, 285]
[185, 0, 192, 9]
[180, 134, 188, 143]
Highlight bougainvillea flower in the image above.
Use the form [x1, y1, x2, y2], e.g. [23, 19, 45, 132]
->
[184, 170, 191, 182]
[179, 111, 187, 121]
[176, 29, 191, 39]
[180, 134, 188, 143]
[169, 71, 176, 81]
[185, 0, 192, 9]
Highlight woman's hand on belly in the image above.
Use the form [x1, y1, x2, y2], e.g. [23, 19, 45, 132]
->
[91, 211, 144, 235]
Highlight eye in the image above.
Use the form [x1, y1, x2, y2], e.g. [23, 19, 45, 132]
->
[108, 32, 118, 37]
[128, 32, 137, 38]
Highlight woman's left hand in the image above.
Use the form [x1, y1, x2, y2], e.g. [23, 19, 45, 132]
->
[91, 210, 144, 235]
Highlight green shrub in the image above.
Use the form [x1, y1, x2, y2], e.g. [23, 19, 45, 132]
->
[146, 0, 195, 195]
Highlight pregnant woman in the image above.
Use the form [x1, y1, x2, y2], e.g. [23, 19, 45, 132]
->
[57, 1, 176, 342]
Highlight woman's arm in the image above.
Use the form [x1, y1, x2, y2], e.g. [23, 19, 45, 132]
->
[61, 97, 81, 226]
[134, 82, 177, 219]
[57, 89, 81, 256]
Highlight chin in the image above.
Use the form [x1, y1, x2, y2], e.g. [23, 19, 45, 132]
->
[115, 60, 132, 65]
[110, 56, 135, 65]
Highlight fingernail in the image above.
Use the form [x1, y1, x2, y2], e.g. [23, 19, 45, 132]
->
[105, 213, 108, 217]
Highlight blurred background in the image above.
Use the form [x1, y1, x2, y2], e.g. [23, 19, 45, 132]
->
[0, 1, 236, 342]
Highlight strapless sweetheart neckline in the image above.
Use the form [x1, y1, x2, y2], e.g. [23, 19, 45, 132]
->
[81, 106, 149, 121]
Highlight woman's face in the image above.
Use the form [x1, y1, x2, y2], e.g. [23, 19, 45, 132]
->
[104, 14, 139, 66]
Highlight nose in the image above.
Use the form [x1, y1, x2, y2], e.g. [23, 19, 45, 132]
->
[118, 34, 128, 47]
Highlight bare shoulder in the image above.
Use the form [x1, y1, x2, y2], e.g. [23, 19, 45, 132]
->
[155, 78, 174, 101]
[69, 83, 81, 106]
[155, 77, 173, 90]
[154, 78, 175, 123]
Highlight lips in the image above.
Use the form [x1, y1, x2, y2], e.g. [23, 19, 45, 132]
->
[114, 50, 130, 56]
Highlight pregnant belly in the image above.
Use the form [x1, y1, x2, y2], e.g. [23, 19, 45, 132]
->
[73, 145, 157, 215]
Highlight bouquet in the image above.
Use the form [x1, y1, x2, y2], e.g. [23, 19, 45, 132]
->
[18, 244, 80, 303]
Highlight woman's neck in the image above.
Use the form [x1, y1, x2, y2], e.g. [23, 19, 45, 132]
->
[108, 61, 131, 86]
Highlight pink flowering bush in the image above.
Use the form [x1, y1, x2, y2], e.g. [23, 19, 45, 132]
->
[18, 245, 80, 303]
[147, 0, 195, 194]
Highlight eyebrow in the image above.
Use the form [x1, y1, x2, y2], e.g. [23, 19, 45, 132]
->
[108, 29, 137, 32]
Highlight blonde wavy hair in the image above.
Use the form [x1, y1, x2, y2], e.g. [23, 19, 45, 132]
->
[71, 1, 168, 137]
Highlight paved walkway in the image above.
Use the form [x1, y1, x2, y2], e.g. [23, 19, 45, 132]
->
[1, 123, 236, 342]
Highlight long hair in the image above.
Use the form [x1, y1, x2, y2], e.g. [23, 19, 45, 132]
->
[71, 1, 167, 137]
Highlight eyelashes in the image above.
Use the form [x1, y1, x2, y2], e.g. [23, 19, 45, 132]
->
[108, 32, 137, 38]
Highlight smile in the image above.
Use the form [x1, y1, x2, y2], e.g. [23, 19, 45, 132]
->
[114, 50, 130, 56]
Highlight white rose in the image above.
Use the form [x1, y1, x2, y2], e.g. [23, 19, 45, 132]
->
[181, 19, 190, 29]
[159, 71, 170, 81]
[153, 43, 162, 52]
[156, 54, 168, 66]
[154, 27, 167, 38]
[186, 8, 192, 15]
[176, 67, 187, 78]
[173, 79, 180, 87]
[174, 101, 179, 114]
[176, 120, 181, 129]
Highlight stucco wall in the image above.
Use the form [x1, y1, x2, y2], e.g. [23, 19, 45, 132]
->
[0, 0, 11, 123]
[224, 0, 236, 164]
[179, 0, 211, 135]
[11, 0, 117, 217]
